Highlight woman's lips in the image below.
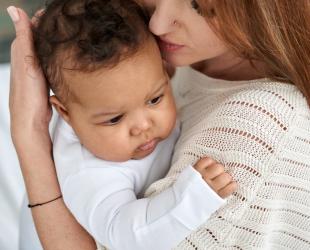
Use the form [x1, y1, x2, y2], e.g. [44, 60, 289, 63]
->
[137, 139, 158, 152]
[158, 39, 185, 52]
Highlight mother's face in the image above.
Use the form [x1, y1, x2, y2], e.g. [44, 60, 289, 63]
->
[143, 0, 229, 66]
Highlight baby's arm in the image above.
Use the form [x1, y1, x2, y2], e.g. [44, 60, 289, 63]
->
[62, 158, 235, 250]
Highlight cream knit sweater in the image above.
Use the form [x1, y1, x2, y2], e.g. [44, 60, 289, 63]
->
[144, 67, 310, 249]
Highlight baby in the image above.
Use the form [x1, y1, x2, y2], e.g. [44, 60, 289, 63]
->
[33, 0, 236, 249]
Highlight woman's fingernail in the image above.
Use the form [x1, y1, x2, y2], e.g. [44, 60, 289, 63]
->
[7, 6, 20, 23]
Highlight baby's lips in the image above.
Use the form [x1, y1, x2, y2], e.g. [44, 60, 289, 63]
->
[138, 139, 158, 151]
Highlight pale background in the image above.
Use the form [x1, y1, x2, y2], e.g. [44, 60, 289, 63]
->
[0, 1, 43, 249]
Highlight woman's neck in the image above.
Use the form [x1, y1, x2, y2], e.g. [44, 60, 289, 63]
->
[192, 51, 265, 81]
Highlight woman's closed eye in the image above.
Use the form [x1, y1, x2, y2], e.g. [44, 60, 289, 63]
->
[190, 0, 202, 14]
[102, 115, 123, 126]
[148, 94, 164, 106]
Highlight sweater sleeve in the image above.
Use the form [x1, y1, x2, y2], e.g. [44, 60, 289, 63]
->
[62, 164, 225, 250]
[145, 84, 304, 248]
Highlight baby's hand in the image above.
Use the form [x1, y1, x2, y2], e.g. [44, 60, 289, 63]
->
[194, 157, 237, 198]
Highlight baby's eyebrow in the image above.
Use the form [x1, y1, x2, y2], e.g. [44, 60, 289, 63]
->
[92, 78, 168, 119]
[92, 110, 120, 118]
[150, 77, 169, 95]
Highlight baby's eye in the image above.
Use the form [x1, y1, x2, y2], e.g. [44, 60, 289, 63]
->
[148, 95, 164, 106]
[103, 115, 123, 125]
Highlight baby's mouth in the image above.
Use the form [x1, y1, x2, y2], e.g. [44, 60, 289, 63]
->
[137, 138, 159, 152]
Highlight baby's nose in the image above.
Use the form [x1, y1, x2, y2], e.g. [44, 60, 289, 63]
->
[130, 115, 152, 136]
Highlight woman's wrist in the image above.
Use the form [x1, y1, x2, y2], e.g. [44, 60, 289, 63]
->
[13, 126, 58, 205]
[19, 148, 60, 204]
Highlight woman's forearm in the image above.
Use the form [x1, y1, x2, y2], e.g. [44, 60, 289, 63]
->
[17, 132, 96, 250]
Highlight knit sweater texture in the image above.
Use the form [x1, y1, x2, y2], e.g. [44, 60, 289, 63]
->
[144, 66, 310, 250]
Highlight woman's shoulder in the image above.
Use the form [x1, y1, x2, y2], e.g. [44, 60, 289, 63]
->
[223, 80, 309, 116]
[210, 80, 310, 146]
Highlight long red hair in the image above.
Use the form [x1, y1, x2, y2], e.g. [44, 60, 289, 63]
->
[198, 0, 310, 106]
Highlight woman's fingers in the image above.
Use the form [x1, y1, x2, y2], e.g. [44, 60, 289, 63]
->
[8, 7, 32, 46]
[7, 6, 20, 23]
[31, 9, 45, 27]
[9, 7, 38, 78]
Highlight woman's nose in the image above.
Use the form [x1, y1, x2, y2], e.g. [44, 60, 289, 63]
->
[148, 2, 176, 36]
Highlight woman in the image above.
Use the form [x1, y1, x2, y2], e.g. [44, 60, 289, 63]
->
[8, 0, 310, 249]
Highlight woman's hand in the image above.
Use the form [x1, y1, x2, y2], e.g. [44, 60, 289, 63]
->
[8, 6, 52, 153]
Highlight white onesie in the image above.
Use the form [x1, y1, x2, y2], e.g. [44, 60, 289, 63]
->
[52, 117, 225, 250]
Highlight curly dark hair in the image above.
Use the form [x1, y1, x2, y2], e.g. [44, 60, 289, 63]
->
[33, 0, 150, 103]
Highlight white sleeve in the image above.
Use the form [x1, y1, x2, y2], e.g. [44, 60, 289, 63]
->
[63, 165, 225, 250]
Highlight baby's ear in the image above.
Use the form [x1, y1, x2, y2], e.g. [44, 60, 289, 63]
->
[49, 95, 71, 124]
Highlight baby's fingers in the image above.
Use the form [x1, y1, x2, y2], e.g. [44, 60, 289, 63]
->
[203, 163, 224, 180]
[194, 157, 217, 171]
[210, 172, 232, 191]
[217, 181, 237, 198]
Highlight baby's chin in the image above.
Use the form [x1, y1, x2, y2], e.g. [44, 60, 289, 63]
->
[91, 150, 131, 163]
[131, 151, 153, 160]
[92, 150, 153, 163]
[131, 148, 156, 161]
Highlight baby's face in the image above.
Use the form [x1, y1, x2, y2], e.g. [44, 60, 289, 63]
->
[64, 39, 177, 161]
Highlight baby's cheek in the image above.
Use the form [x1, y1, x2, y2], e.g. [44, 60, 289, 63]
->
[109, 136, 133, 160]
[162, 115, 177, 139]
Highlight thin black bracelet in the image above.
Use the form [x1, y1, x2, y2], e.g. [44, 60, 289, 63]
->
[28, 195, 63, 208]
